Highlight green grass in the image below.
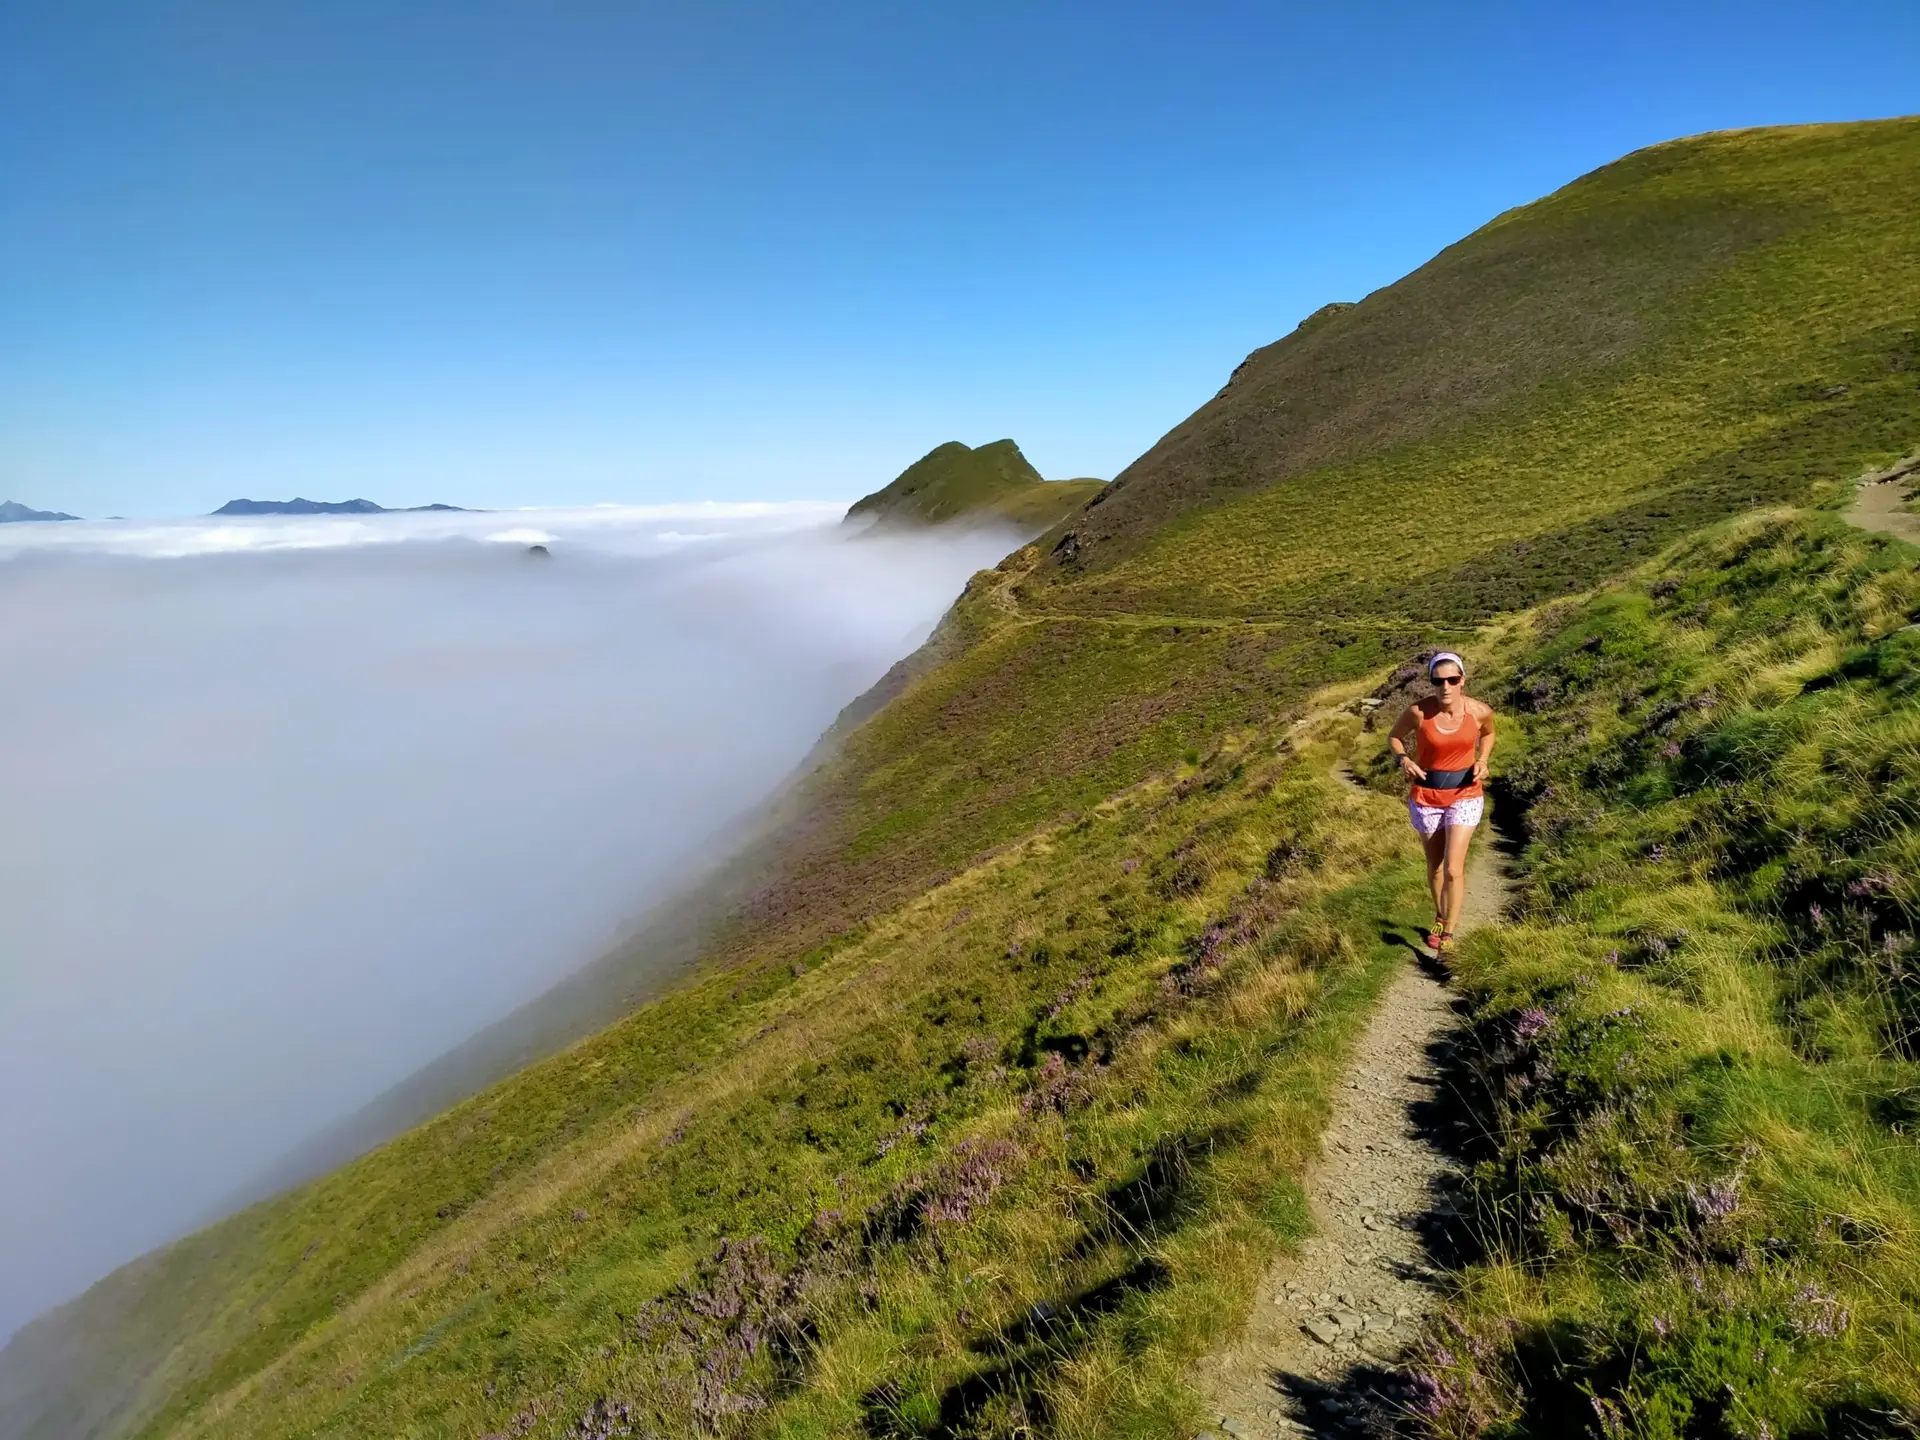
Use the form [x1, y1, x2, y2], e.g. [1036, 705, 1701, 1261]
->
[7, 117, 1920, 1440]
[1416, 514, 1920, 1438]
[843, 440, 1101, 532]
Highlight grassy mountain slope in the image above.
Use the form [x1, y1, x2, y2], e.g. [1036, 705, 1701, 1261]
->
[1032, 121, 1920, 618]
[715, 119, 1920, 991]
[844, 440, 1103, 531]
[1410, 513, 1920, 1434]
[4, 117, 1918, 1440]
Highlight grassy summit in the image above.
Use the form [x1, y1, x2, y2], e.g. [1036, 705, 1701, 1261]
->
[3, 118, 1918, 1440]
[845, 440, 1104, 531]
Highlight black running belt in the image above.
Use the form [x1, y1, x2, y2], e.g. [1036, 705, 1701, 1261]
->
[1420, 766, 1476, 790]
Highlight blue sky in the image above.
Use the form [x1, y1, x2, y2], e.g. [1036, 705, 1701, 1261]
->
[2, 2, 1915, 518]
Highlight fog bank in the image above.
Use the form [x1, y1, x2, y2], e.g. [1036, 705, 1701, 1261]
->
[0, 505, 1017, 1340]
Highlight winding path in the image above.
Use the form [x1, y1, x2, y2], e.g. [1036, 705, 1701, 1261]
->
[1191, 816, 1511, 1439]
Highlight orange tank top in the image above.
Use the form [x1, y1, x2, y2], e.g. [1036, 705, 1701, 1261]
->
[1410, 706, 1482, 807]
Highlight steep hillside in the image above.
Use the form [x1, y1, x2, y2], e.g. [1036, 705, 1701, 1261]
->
[844, 440, 1103, 531]
[1031, 121, 1920, 619]
[715, 121, 1920, 996]
[1415, 513, 1920, 1433]
[4, 117, 1918, 1440]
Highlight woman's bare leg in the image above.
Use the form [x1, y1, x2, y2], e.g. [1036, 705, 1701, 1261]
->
[1440, 822, 1475, 935]
[1422, 828, 1448, 925]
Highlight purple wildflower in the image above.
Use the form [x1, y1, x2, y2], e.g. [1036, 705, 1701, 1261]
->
[1790, 1283, 1851, 1338]
[958, 1034, 1000, 1071]
[920, 1137, 1024, 1226]
[1514, 1006, 1554, 1043]
[1687, 1175, 1741, 1225]
[1044, 973, 1094, 1020]
[1592, 1397, 1630, 1440]
[1406, 1371, 1448, 1419]
[568, 1398, 634, 1439]
[630, 1232, 853, 1428]
[875, 1117, 930, 1158]
[1020, 1053, 1097, 1116]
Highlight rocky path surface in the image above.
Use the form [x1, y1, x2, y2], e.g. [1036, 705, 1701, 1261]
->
[1191, 837, 1511, 1439]
[1850, 457, 1920, 545]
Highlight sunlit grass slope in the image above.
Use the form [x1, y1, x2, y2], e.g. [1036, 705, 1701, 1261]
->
[843, 440, 1102, 531]
[1414, 514, 1920, 1437]
[714, 119, 1920, 987]
[3, 116, 1918, 1440]
[1032, 120, 1920, 619]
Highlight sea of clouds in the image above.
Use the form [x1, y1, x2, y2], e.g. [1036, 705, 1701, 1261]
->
[0, 502, 1019, 1340]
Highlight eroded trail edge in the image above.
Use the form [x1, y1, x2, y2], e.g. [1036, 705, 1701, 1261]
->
[1848, 452, 1920, 545]
[1194, 841, 1511, 1439]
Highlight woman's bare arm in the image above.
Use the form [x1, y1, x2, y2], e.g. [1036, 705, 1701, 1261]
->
[1387, 705, 1426, 781]
[1472, 699, 1497, 782]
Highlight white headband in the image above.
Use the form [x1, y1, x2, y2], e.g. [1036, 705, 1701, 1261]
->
[1427, 650, 1466, 678]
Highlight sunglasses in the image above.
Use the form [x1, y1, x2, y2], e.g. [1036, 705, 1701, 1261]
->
[1433, 674, 1464, 686]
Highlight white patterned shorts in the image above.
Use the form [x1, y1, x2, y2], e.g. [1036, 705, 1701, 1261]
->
[1407, 794, 1484, 838]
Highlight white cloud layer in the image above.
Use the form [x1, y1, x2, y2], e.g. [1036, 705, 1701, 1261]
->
[0, 500, 845, 561]
[0, 505, 1016, 1340]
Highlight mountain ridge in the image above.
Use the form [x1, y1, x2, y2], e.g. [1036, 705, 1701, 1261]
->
[844, 439, 1103, 531]
[0, 500, 80, 523]
[210, 497, 469, 516]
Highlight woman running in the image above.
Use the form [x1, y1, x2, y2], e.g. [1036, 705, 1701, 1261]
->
[1386, 651, 1496, 953]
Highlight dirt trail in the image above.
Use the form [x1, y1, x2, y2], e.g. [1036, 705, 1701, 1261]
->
[1848, 454, 1920, 545]
[1192, 827, 1512, 1439]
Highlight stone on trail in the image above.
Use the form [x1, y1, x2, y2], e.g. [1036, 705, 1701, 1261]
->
[1303, 1318, 1341, 1345]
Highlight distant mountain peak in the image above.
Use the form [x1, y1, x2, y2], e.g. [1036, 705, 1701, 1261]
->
[210, 498, 468, 516]
[0, 500, 81, 523]
[845, 440, 1103, 533]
